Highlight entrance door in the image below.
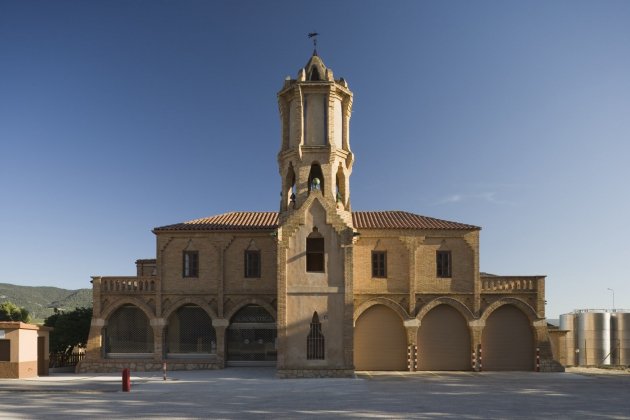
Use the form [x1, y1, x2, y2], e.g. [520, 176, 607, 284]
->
[227, 305, 277, 366]
[354, 305, 407, 371]
[37, 336, 47, 376]
[417, 305, 471, 370]
[482, 305, 534, 370]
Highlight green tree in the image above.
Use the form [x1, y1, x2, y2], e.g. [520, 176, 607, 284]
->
[44, 307, 92, 354]
[0, 301, 31, 322]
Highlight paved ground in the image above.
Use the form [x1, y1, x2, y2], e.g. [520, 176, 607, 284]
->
[0, 367, 629, 419]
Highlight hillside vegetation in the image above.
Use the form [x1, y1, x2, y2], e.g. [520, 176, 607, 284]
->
[0, 283, 92, 323]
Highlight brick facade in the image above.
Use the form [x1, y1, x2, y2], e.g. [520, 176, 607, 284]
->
[78, 52, 562, 375]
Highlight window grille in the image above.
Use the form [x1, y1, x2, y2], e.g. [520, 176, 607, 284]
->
[436, 250, 452, 278]
[307, 312, 325, 360]
[104, 305, 153, 354]
[372, 251, 387, 278]
[166, 305, 216, 354]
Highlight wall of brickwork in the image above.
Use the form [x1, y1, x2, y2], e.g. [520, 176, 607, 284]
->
[158, 234, 220, 294]
[353, 236, 410, 294]
[417, 235, 475, 294]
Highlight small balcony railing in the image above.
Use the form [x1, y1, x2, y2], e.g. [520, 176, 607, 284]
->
[99, 276, 156, 293]
[481, 276, 543, 292]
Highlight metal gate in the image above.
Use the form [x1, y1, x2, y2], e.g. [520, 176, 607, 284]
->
[227, 305, 276, 366]
[104, 304, 154, 357]
[166, 305, 216, 357]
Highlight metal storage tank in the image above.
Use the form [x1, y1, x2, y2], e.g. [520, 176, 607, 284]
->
[559, 313, 576, 366]
[576, 311, 611, 366]
[612, 312, 630, 365]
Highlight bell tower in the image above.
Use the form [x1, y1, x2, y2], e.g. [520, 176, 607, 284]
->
[277, 52, 354, 221]
[275, 51, 356, 377]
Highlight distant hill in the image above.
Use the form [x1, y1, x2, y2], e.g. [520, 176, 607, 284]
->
[0, 283, 92, 323]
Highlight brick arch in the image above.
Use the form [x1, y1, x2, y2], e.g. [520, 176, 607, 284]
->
[354, 297, 410, 325]
[416, 297, 475, 324]
[225, 298, 277, 322]
[100, 297, 155, 323]
[480, 298, 538, 324]
[162, 296, 218, 321]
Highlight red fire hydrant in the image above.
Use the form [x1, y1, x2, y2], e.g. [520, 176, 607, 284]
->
[122, 368, 131, 392]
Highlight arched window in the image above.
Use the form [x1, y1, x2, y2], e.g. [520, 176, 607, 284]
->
[306, 227, 325, 272]
[307, 312, 325, 360]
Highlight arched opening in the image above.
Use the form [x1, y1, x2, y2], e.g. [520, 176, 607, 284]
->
[307, 312, 325, 360]
[166, 305, 216, 358]
[417, 305, 470, 370]
[308, 163, 325, 195]
[309, 66, 321, 81]
[482, 305, 534, 371]
[227, 304, 276, 366]
[354, 305, 407, 370]
[104, 304, 153, 357]
[284, 164, 296, 210]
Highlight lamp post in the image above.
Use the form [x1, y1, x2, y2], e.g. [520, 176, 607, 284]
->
[607, 288, 615, 311]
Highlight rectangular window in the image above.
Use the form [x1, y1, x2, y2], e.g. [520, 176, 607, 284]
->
[244, 250, 261, 278]
[372, 251, 387, 278]
[183, 251, 199, 278]
[436, 250, 452, 278]
[0, 340, 10, 362]
[306, 237, 325, 272]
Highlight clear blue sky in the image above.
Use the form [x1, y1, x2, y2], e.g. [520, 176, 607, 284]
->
[1, 0, 629, 319]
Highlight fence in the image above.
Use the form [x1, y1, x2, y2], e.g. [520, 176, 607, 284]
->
[49, 351, 85, 368]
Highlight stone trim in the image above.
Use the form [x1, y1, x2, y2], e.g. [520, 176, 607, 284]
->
[76, 359, 221, 373]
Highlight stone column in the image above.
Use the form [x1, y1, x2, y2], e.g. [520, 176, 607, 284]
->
[84, 318, 105, 361]
[213, 318, 229, 367]
[151, 318, 167, 361]
[404, 319, 420, 371]
[469, 319, 484, 371]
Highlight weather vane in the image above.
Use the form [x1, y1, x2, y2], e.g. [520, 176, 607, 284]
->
[308, 32, 319, 54]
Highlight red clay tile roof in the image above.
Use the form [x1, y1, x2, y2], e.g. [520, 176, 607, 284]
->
[154, 211, 479, 232]
[154, 212, 279, 232]
[353, 211, 479, 230]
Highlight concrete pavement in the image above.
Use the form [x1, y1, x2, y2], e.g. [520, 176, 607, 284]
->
[0, 367, 628, 419]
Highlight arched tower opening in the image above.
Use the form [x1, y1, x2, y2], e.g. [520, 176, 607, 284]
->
[283, 163, 296, 210]
[308, 163, 325, 196]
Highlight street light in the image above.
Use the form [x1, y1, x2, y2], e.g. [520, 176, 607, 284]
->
[607, 288, 615, 311]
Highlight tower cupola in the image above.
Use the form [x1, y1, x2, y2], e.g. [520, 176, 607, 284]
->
[277, 52, 354, 218]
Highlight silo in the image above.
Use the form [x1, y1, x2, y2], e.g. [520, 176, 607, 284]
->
[576, 311, 611, 366]
[559, 313, 576, 366]
[612, 312, 630, 365]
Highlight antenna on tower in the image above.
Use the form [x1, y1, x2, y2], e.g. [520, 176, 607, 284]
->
[308, 32, 319, 55]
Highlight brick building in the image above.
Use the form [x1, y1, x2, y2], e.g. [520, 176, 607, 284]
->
[78, 52, 562, 376]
